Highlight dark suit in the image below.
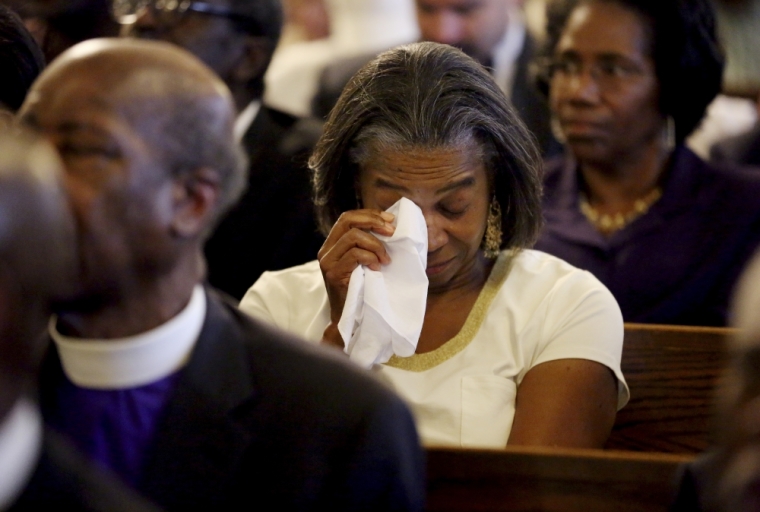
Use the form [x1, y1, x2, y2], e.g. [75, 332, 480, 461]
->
[204, 106, 325, 300]
[40, 290, 425, 511]
[311, 33, 561, 157]
[10, 429, 160, 511]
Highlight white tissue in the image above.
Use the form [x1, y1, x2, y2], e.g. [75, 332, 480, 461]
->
[337, 198, 428, 368]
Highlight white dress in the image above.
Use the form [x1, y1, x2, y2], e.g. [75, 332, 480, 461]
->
[240, 249, 629, 448]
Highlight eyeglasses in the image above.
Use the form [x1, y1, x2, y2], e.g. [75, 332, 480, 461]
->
[542, 54, 651, 92]
[113, 0, 262, 33]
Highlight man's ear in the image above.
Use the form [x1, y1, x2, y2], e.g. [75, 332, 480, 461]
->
[231, 36, 273, 85]
[170, 168, 221, 238]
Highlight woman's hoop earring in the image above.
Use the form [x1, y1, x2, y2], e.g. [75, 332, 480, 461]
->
[666, 116, 676, 151]
[483, 197, 503, 259]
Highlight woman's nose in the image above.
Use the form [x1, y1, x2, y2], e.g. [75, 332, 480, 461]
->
[566, 68, 601, 104]
[425, 214, 448, 252]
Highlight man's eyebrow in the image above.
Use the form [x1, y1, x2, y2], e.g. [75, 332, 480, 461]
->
[55, 121, 111, 136]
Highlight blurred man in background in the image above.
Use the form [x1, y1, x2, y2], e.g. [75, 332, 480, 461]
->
[120, 0, 324, 300]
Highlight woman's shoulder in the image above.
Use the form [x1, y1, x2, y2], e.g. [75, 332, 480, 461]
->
[678, 146, 760, 192]
[243, 259, 324, 302]
[254, 259, 323, 285]
[239, 260, 327, 330]
[502, 249, 620, 318]
[509, 249, 604, 286]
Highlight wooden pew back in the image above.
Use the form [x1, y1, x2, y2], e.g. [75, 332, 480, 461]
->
[606, 323, 735, 453]
[426, 446, 693, 512]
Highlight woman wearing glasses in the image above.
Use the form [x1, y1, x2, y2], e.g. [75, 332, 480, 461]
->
[534, 0, 760, 326]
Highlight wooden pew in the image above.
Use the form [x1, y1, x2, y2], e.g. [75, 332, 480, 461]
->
[606, 323, 735, 453]
[426, 445, 693, 512]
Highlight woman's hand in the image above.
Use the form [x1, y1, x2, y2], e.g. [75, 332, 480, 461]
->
[318, 209, 395, 348]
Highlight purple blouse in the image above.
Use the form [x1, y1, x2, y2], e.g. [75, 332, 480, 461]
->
[535, 146, 760, 326]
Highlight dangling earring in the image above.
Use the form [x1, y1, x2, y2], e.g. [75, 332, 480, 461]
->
[550, 115, 567, 144]
[666, 116, 676, 152]
[482, 197, 503, 259]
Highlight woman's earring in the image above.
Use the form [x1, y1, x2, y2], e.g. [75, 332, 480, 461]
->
[483, 197, 503, 259]
[666, 116, 676, 151]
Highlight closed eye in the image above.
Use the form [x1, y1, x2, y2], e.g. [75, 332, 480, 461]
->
[439, 203, 468, 218]
[58, 143, 121, 160]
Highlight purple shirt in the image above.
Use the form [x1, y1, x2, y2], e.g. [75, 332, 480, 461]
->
[45, 370, 181, 487]
[535, 146, 760, 326]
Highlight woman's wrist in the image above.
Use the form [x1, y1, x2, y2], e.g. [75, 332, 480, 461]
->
[321, 322, 345, 351]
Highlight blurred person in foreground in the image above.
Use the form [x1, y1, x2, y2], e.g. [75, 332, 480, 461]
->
[20, 37, 424, 511]
[0, 131, 157, 511]
[670, 251, 760, 511]
[119, 0, 324, 300]
[533, 0, 760, 326]
[242, 42, 628, 449]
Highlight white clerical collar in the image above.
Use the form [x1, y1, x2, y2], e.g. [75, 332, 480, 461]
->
[50, 285, 207, 390]
[0, 398, 42, 510]
[234, 100, 262, 142]
[490, 10, 526, 97]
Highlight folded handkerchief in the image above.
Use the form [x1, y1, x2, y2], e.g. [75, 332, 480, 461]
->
[337, 198, 428, 368]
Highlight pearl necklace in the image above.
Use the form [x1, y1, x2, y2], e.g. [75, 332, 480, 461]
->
[579, 187, 663, 235]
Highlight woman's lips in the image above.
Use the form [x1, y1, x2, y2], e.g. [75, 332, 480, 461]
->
[426, 258, 452, 276]
[560, 120, 606, 139]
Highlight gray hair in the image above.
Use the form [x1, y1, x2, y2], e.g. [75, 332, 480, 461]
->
[310, 41, 543, 249]
[112, 55, 248, 234]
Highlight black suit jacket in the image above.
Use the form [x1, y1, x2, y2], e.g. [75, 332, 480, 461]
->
[40, 290, 425, 511]
[204, 106, 325, 300]
[312, 34, 561, 157]
[10, 429, 160, 511]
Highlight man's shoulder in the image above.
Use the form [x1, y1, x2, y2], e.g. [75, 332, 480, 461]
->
[204, 289, 406, 409]
[11, 430, 159, 512]
[247, 105, 323, 158]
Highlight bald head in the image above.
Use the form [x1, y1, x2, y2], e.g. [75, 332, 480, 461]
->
[17, 38, 247, 317]
[22, 38, 247, 235]
[0, 130, 75, 415]
[37, 37, 230, 97]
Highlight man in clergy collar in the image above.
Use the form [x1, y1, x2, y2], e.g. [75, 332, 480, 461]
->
[19, 38, 424, 511]
[120, 0, 325, 300]
[0, 131, 157, 511]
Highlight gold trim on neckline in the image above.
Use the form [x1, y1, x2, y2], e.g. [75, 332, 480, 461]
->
[384, 250, 517, 372]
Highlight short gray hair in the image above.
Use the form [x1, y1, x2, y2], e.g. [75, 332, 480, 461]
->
[310, 41, 543, 249]
[115, 63, 248, 233]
